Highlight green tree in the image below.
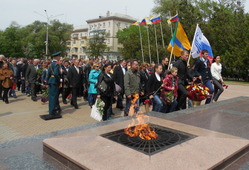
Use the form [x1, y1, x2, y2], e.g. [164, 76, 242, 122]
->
[87, 31, 108, 58]
[0, 20, 72, 58]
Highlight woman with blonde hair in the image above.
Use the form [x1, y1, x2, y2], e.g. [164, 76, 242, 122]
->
[88, 63, 101, 107]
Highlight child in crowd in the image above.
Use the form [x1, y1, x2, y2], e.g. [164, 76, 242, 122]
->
[161, 67, 179, 113]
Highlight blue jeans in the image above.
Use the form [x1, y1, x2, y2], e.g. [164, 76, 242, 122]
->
[152, 94, 163, 112]
[125, 97, 139, 116]
[204, 80, 214, 104]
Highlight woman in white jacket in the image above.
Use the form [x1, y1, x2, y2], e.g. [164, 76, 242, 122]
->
[211, 56, 224, 102]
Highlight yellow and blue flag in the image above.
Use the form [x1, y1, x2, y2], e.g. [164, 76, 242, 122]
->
[167, 21, 191, 57]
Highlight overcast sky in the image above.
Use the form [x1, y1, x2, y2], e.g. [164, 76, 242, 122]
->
[1, 0, 249, 30]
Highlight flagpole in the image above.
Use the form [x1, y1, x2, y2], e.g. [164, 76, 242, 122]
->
[154, 24, 159, 64]
[168, 46, 174, 70]
[138, 24, 144, 62]
[188, 24, 198, 65]
[146, 25, 152, 64]
[168, 11, 175, 61]
[159, 18, 165, 49]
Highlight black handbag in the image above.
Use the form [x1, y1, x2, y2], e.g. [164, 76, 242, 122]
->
[97, 79, 108, 93]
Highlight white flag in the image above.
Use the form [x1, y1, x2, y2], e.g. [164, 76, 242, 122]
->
[191, 24, 213, 58]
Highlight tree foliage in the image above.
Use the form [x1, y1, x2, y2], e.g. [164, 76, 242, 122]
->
[87, 31, 108, 58]
[0, 20, 73, 58]
[117, 0, 249, 80]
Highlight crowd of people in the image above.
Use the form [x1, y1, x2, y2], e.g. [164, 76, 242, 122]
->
[0, 49, 225, 121]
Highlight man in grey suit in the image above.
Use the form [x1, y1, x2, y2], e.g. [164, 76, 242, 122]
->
[25, 59, 39, 101]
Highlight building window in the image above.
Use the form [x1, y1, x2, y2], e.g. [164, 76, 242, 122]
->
[73, 40, 76, 44]
[80, 48, 83, 53]
[108, 22, 111, 27]
[117, 22, 121, 28]
[75, 48, 78, 53]
[81, 40, 84, 44]
[103, 22, 105, 28]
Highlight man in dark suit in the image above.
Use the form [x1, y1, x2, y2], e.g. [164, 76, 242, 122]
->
[113, 59, 127, 110]
[25, 59, 39, 101]
[194, 49, 214, 104]
[68, 59, 84, 109]
[61, 60, 71, 104]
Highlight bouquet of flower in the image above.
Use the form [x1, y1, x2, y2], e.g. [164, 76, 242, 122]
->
[41, 87, 49, 103]
[186, 83, 210, 101]
[96, 99, 105, 116]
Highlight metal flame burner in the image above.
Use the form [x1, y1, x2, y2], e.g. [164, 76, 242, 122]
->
[101, 124, 196, 156]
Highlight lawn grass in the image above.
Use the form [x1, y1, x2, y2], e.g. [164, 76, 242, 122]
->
[225, 80, 249, 85]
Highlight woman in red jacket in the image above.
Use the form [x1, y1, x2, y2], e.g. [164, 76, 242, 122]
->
[161, 67, 179, 113]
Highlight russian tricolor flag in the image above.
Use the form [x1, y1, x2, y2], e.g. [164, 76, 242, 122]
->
[169, 14, 179, 23]
[139, 19, 147, 25]
[151, 16, 161, 24]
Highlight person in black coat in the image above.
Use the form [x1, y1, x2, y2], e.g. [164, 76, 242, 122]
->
[67, 59, 84, 109]
[139, 62, 150, 112]
[25, 59, 40, 101]
[61, 60, 71, 104]
[194, 49, 214, 104]
[173, 50, 193, 110]
[96, 63, 116, 121]
[113, 59, 127, 110]
[146, 64, 163, 112]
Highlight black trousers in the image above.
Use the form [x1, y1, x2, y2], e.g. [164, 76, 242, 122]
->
[213, 79, 224, 102]
[62, 87, 71, 102]
[176, 84, 188, 110]
[101, 96, 112, 121]
[3, 88, 10, 102]
[116, 93, 124, 108]
[71, 87, 79, 106]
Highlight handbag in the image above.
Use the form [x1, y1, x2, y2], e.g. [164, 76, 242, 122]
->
[90, 99, 102, 121]
[97, 79, 108, 93]
[114, 83, 122, 93]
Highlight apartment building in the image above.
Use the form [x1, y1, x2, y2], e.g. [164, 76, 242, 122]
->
[67, 11, 136, 60]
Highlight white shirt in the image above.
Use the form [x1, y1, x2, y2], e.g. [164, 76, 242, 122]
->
[121, 65, 126, 75]
[155, 72, 161, 81]
[211, 62, 222, 80]
[74, 66, 79, 74]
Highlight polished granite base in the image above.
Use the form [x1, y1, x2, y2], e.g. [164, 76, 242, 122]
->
[1, 97, 249, 170]
[43, 117, 249, 170]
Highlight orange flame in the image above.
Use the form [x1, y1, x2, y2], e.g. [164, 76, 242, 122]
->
[125, 94, 158, 140]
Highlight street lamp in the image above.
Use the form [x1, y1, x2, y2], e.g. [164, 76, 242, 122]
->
[34, 10, 63, 56]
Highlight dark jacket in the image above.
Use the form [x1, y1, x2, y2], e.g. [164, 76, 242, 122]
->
[194, 58, 212, 82]
[96, 72, 115, 97]
[25, 64, 38, 83]
[113, 65, 126, 91]
[67, 66, 84, 88]
[84, 63, 92, 84]
[173, 59, 193, 85]
[146, 73, 162, 95]
[61, 65, 70, 88]
[140, 70, 149, 94]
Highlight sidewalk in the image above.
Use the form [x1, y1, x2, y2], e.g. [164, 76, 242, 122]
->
[0, 83, 249, 143]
